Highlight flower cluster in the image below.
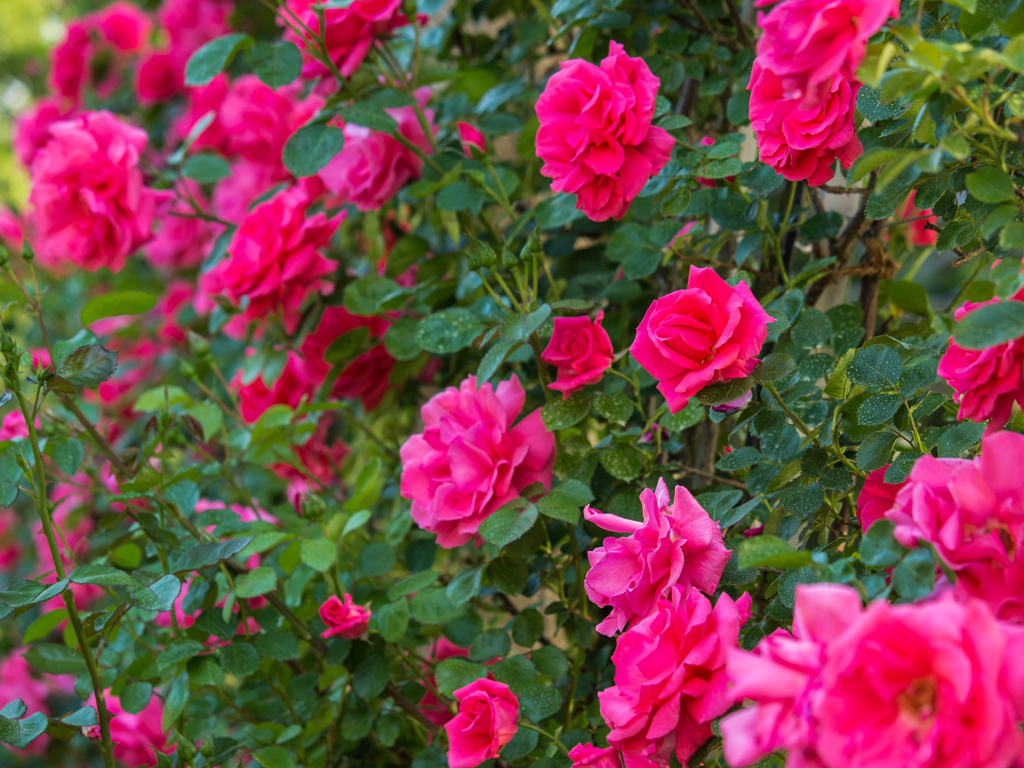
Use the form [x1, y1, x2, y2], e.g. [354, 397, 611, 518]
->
[748, 0, 899, 185]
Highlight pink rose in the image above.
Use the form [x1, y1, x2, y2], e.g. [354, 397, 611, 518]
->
[535, 41, 674, 222]
[88, 694, 170, 768]
[318, 87, 436, 211]
[399, 375, 555, 548]
[938, 290, 1024, 433]
[212, 158, 289, 224]
[630, 266, 773, 413]
[169, 74, 231, 155]
[444, 679, 519, 768]
[28, 110, 165, 272]
[280, 0, 411, 78]
[0, 206, 23, 252]
[233, 350, 318, 423]
[96, 1, 153, 53]
[568, 744, 622, 768]
[421, 638, 473, 727]
[668, 221, 699, 250]
[48, 21, 93, 104]
[13, 98, 69, 168]
[855, 465, 906, 530]
[599, 586, 751, 765]
[219, 76, 325, 168]
[756, 0, 899, 109]
[319, 594, 371, 639]
[541, 310, 614, 398]
[205, 187, 340, 333]
[273, 415, 350, 507]
[584, 478, 731, 635]
[300, 306, 396, 409]
[137, 50, 184, 103]
[160, 0, 233, 56]
[144, 180, 217, 270]
[458, 122, 487, 157]
[748, 63, 863, 187]
[886, 430, 1024, 622]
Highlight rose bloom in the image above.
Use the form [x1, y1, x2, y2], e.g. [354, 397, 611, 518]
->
[568, 744, 621, 768]
[320, 593, 371, 639]
[137, 50, 183, 104]
[144, 180, 217, 270]
[300, 306, 396, 410]
[28, 110, 165, 272]
[444, 679, 519, 768]
[748, 64, 863, 187]
[458, 122, 487, 157]
[937, 289, 1024, 433]
[48, 21, 92, 104]
[140, 0, 233, 101]
[886, 430, 1024, 622]
[273, 415, 350, 507]
[96, 1, 153, 53]
[726, 583, 1024, 768]
[897, 189, 937, 246]
[584, 478, 731, 635]
[630, 266, 773, 413]
[13, 98, 69, 168]
[400, 374, 555, 548]
[536, 41, 674, 222]
[420, 638, 472, 727]
[233, 350, 319, 423]
[318, 87, 436, 211]
[169, 74, 231, 155]
[855, 464, 907, 530]
[219, 76, 324, 167]
[87, 694, 170, 768]
[756, 0, 900, 108]
[211, 157, 289, 224]
[599, 585, 752, 765]
[280, 0, 411, 78]
[205, 187, 341, 333]
[542, 310, 615, 398]
[0, 206, 23, 252]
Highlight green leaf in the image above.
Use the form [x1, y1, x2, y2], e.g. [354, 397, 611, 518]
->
[410, 587, 464, 624]
[234, 567, 276, 599]
[519, 684, 562, 722]
[511, 610, 545, 647]
[357, 541, 396, 578]
[218, 642, 260, 677]
[181, 153, 231, 184]
[531, 645, 568, 677]
[477, 339, 518, 382]
[848, 346, 902, 389]
[353, 654, 391, 699]
[435, 658, 487, 696]
[247, 41, 302, 88]
[954, 301, 1024, 349]
[384, 318, 423, 361]
[254, 629, 300, 661]
[536, 491, 582, 524]
[437, 181, 488, 213]
[695, 377, 754, 407]
[857, 432, 898, 471]
[170, 537, 254, 573]
[24, 644, 86, 675]
[599, 444, 644, 481]
[253, 746, 296, 768]
[535, 193, 584, 229]
[120, 682, 153, 715]
[752, 354, 795, 384]
[716, 447, 763, 471]
[376, 599, 409, 642]
[487, 555, 529, 594]
[860, 520, 903, 568]
[44, 439, 83, 477]
[592, 392, 634, 425]
[500, 305, 551, 342]
[69, 564, 135, 586]
[966, 166, 1017, 203]
[157, 640, 206, 669]
[130, 574, 181, 612]
[81, 291, 157, 329]
[737, 535, 813, 569]
[858, 394, 903, 426]
[386, 570, 440, 601]
[892, 547, 935, 600]
[470, 629, 511, 661]
[415, 310, 484, 354]
[338, 103, 398, 134]
[478, 499, 538, 548]
[22, 610, 68, 643]
[447, 564, 484, 606]
[55, 345, 118, 387]
[299, 538, 336, 572]
[777, 483, 824, 518]
[282, 123, 345, 177]
[0, 712, 48, 749]
[185, 34, 253, 86]
[541, 394, 591, 430]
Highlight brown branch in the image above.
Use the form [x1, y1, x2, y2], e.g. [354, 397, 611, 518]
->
[723, 0, 753, 48]
[952, 246, 986, 267]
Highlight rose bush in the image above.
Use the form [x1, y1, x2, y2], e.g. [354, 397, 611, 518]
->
[1, 0, 1024, 767]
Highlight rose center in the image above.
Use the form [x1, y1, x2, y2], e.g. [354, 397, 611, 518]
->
[896, 676, 937, 741]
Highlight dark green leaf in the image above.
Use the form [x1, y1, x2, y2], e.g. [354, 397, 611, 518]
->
[130, 574, 181, 612]
[519, 684, 562, 721]
[181, 153, 231, 184]
[531, 645, 568, 677]
[737, 535, 813, 569]
[353, 654, 391, 699]
[435, 658, 487, 696]
[338, 104, 398, 134]
[376, 599, 409, 642]
[282, 124, 345, 177]
[752, 354, 795, 383]
[954, 301, 1024, 349]
[0, 712, 48, 749]
[892, 548, 935, 600]
[170, 537, 253, 573]
[848, 346, 902, 388]
[219, 642, 260, 677]
[478, 499, 538, 548]
[55, 345, 118, 387]
[541, 394, 591, 430]
[247, 41, 302, 88]
[415, 310, 484, 354]
[68, 564, 135, 586]
[858, 394, 903, 426]
[410, 587, 464, 624]
[859, 520, 903, 568]
[695, 377, 754, 407]
[185, 34, 253, 86]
